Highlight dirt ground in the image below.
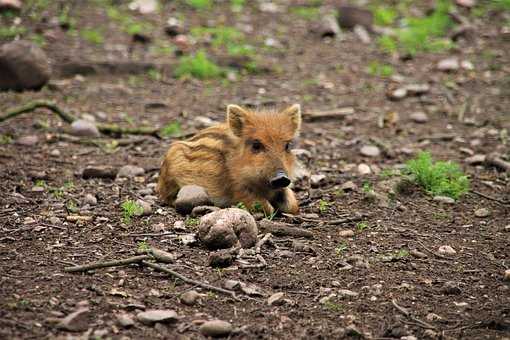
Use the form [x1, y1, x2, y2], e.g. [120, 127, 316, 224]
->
[1, 1, 509, 339]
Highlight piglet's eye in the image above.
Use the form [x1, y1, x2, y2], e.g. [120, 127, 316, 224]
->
[285, 141, 293, 152]
[251, 140, 264, 153]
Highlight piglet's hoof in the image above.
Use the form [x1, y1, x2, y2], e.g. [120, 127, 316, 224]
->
[198, 208, 258, 250]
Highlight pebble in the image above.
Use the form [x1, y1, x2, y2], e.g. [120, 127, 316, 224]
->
[268, 292, 285, 306]
[198, 208, 258, 250]
[310, 174, 326, 187]
[504, 269, 510, 281]
[340, 181, 358, 192]
[83, 194, 97, 206]
[461, 60, 474, 70]
[360, 145, 380, 157]
[405, 83, 430, 95]
[410, 249, 427, 258]
[433, 195, 455, 204]
[117, 165, 145, 178]
[437, 57, 460, 71]
[136, 310, 179, 325]
[199, 320, 233, 337]
[438, 245, 456, 255]
[505, 225, 510, 232]
[465, 154, 486, 165]
[388, 87, 407, 100]
[71, 119, 100, 137]
[31, 185, 45, 192]
[116, 314, 135, 328]
[16, 135, 39, 146]
[339, 230, 355, 237]
[129, 0, 158, 14]
[410, 112, 429, 123]
[175, 185, 212, 215]
[474, 208, 490, 217]
[135, 199, 152, 216]
[50, 149, 61, 157]
[180, 290, 201, 306]
[357, 163, 372, 175]
[338, 289, 359, 297]
[194, 116, 215, 128]
[57, 308, 90, 332]
[173, 220, 186, 231]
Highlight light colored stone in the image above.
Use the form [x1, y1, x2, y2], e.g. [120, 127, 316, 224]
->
[410, 112, 429, 123]
[117, 165, 145, 178]
[129, 0, 157, 14]
[357, 163, 371, 175]
[136, 310, 179, 325]
[16, 135, 38, 146]
[71, 120, 100, 137]
[338, 289, 359, 297]
[461, 60, 474, 70]
[310, 174, 326, 187]
[339, 230, 355, 237]
[465, 154, 486, 165]
[116, 314, 135, 328]
[438, 245, 457, 256]
[175, 185, 212, 215]
[57, 308, 90, 332]
[83, 194, 97, 206]
[199, 320, 233, 337]
[180, 290, 201, 306]
[437, 58, 460, 71]
[405, 83, 430, 95]
[504, 269, 510, 281]
[135, 199, 152, 216]
[474, 208, 490, 217]
[360, 145, 380, 157]
[433, 196, 455, 204]
[268, 292, 285, 306]
[388, 87, 407, 100]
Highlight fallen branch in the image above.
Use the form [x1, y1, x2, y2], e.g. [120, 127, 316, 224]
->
[303, 107, 354, 121]
[326, 214, 365, 226]
[259, 220, 313, 238]
[470, 190, 510, 205]
[255, 233, 272, 254]
[486, 153, 510, 172]
[64, 255, 150, 272]
[1, 100, 159, 137]
[392, 299, 437, 330]
[141, 261, 239, 300]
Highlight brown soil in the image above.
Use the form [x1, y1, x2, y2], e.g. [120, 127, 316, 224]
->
[1, 1, 509, 339]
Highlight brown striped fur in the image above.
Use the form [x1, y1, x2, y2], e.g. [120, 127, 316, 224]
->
[157, 104, 301, 215]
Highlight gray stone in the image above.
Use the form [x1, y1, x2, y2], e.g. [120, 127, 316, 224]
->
[180, 290, 201, 306]
[136, 310, 179, 325]
[438, 245, 456, 255]
[57, 308, 90, 332]
[71, 119, 100, 137]
[199, 320, 233, 337]
[357, 163, 371, 175]
[437, 58, 460, 72]
[116, 314, 135, 328]
[198, 208, 258, 250]
[268, 292, 285, 306]
[175, 185, 212, 215]
[388, 87, 407, 100]
[465, 154, 486, 165]
[310, 174, 326, 187]
[474, 208, 490, 218]
[83, 194, 97, 206]
[340, 181, 358, 192]
[16, 135, 38, 146]
[117, 165, 145, 178]
[360, 145, 380, 157]
[405, 83, 430, 95]
[50, 149, 61, 157]
[0, 40, 51, 91]
[433, 195, 455, 204]
[339, 230, 355, 237]
[410, 112, 429, 123]
[135, 199, 152, 216]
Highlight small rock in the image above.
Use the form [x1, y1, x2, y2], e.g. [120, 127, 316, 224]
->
[191, 205, 220, 217]
[433, 195, 455, 204]
[504, 269, 510, 281]
[207, 250, 234, 268]
[441, 281, 461, 295]
[136, 310, 179, 325]
[165, 17, 184, 37]
[180, 233, 197, 246]
[175, 185, 212, 215]
[83, 194, 97, 206]
[194, 116, 215, 128]
[338, 289, 359, 297]
[117, 165, 145, 178]
[50, 149, 61, 157]
[339, 230, 355, 237]
[0, 0, 22, 11]
[354, 25, 371, 44]
[474, 208, 490, 218]
[312, 14, 340, 38]
[438, 245, 457, 256]
[259, 2, 280, 13]
[423, 329, 439, 339]
[456, 0, 476, 8]
[465, 154, 486, 165]
[71, 119, 100, 137]
[129, 0, 157, 14]
[410, 249, 427, 258]
[198, 208, 258, 250]
[337, 5, 373, 30]
[57, 308, 90, 332]
[461, 60, 474, 70]
[292, 240, 315, 253]
[426, 313, 443, 322]
[268, 292, 285, 306]
[360, 145, 380, 157]
[410, 112, 429, 123]
[437, 58, 460, 72]
[16, 135, 39, 146]
[81, 113, 96, 122]
[340, 181, 358, 192]
[388, 87, 407, 100]
[135, 199, 152, 216]
[310, 174, 326, 187]
[31, 185, 45, 192]
[199, 320, 233, 337]
[180, 290, 201, 306]
[505, 225, 510, 232]
[116, 314, 135, 328]
[0, 40, 51, 91]
[82, 166, 118, 179]
[172, 220, 186, 231]
[405, 83, 430, 95]
[357, 163, 372, 175]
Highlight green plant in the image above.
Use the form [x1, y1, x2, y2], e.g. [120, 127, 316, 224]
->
[373, 6, 397, 26]
[379, 168, 398, 179]
[396, 249, 410, 259]
[30, 34, 46, 46]
[231, 0, 245, 11]
[236, 202, 248, 210]
[66, 200, 78, 213]
[323, 300, 344, 312]
[493, 0, 510, 10]
[147, 68, 162, 81]
[318, 199, 329, 213]
[335, 242, 348, 255]
[121, 200, 143, 223]
[356, 222, 369, 232]
[35, 180, 47, 188]
[377, 35, 398, 54]
[137, 240, 150, 252]
[58, 4, 76, 30]
[0, 26, 27, 39]
[405, 151, 469, 199]
[0, 134, 12, 145]
[367, 61, 394, 77]
[175, 50, 224, 79]
[362, 181, 373, 193]
[160, 122, 181, 137]
[185, 0, 212, 10]
[81, 28, 104, 45]
[185, 217, 199, 227]
[291, 6, 320, 20]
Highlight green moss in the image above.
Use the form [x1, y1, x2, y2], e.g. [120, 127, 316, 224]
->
[175, 50, 224, 79]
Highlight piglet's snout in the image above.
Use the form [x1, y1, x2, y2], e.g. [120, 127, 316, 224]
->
[270, 170, 291, 189]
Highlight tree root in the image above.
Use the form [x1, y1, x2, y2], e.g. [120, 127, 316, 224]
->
[0, 100, 160, 137]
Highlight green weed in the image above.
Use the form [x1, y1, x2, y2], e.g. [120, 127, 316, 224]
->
[175, 50, 224, 79]
[377, 35, 398, 54]
[0, 26, 27, 39]
[323, 300, 344, 312]
[160, 122, 181, 137]
[335, 242, 348, 255]
[236, 202, 248, 210]
[318, 199, 329, 213]
[362, 181, 373, 193]
[137, 240, 150, 252]
[121, 200, 143, 223]
[147, 68, 162, 81]
[185, 217, 199, 227]
[185, 0, 212, 10]
[405, 151, 469, 199]
[373, 6, 397, 26]
[493, 0, 510, 10]
[291, 6, 320, 20]
[396, 248, 410, 259]
[81, 28, 104, 45]
[0, 134, 12, 145]
[231, 0, 245, 12]
[356, 222, 369, 232]
[66, 200, 78, 213]
[367, 61, 394, 77]
[35, 180, 47, 188]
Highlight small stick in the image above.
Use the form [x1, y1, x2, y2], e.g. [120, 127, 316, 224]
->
[392, 299, 437, 330]
[327, 215, 365, 225]
[470, 190, 509, 205]
[255, 233, 272, 254]
[485, 153, 510, 172]
[64, 255, 150, 272]
[141, 261, 239, 300]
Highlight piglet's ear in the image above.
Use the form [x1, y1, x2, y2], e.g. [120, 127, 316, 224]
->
[227, 104, 248, 137]
[281, 104, 301, 135]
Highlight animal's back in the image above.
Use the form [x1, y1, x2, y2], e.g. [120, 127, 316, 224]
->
[157, 124, 236, 206]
